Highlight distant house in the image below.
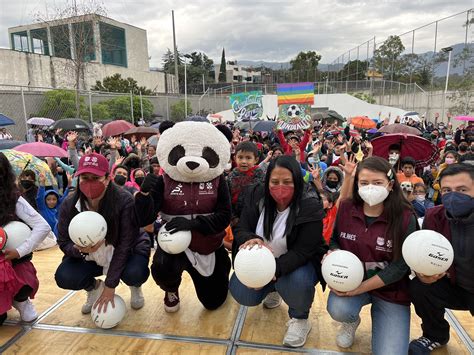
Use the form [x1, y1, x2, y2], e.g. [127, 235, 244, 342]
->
[214, 61, 262, 84]
[2, 14, 175, 92]
[366, 69, 384, 81]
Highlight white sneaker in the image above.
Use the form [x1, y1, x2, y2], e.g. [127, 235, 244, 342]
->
[336, 317, 361, 348]
[13, 299, 38, 322]
[130, 286, 145, 310]
[81, 280, 104, 314]
[283, 318, 312, 348]
[263, 291, 282, 309]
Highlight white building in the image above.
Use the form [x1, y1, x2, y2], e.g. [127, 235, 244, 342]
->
[214, 61, 261, 83]
[1, 14, 176, 92]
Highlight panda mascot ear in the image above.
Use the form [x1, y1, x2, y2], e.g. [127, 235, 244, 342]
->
[157, 122, 231, 183]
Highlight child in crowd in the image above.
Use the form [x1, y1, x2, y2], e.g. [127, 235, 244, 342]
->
[412, 182, 434, 218]
[225, 142, 265, 248]
[396, 156, 424, 185]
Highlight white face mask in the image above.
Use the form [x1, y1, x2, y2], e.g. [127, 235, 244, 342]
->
[415, 195, 426, 202]
[358, 184, 390, 206]
[388, 153, 399, 165]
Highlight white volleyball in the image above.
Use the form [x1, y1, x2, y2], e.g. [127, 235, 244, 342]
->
[157, 224, 192, 254]
[68, 211, 107, 247]
[402, 230, 454, 276]
[234, 246, 276, 288]
[3, 221, 31, 250]
[91, 294, 126, 329]
[322, 250, 364, 292]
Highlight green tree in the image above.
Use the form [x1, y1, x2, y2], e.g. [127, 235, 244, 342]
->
[447, 47, 474, 115]
[162, 47, 182, 73]
[38, 89, 88, 119]
[91, 96, 154, 122]
[340, 60, 369, 80]
[289, 51, 322, 83]
[373, 35, 405, 80]
[218, 48, 227, 83]
[351, 92, 376, 104]
[170, 99, 192, 121]
[92, 73, 153, 95]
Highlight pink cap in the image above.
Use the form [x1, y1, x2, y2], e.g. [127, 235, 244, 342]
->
[76, 153, 109, 177]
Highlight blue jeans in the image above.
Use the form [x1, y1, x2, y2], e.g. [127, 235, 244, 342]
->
[327, 291, 410, 355]
[229, 262, 317, 319]
[55, 254, 150, 290]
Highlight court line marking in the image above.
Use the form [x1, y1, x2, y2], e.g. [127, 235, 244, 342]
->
[226, 305, 248, 355]
[445, 309, 474, 353]
[0, 290, 76, 353]
[234, 340, 356, 354]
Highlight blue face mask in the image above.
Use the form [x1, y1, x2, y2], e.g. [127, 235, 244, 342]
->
[442, 192, 474, 218]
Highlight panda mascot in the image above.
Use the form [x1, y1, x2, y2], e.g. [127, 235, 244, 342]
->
[135, 121, 231, 312]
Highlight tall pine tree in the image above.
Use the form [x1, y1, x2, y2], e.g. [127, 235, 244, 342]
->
[218, 48, 227, 83]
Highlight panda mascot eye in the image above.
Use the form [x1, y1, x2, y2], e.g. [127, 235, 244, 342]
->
[202, 147, 219, 168]
[168, 145, 186, 166]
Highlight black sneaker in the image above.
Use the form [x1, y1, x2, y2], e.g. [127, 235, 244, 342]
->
[0, 313, 7, 326]
[164, 290, 180, 313]
[409, 336, 446, 354]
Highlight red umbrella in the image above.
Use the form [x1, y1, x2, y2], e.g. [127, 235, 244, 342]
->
[351, 116, 376, 129]
[102, 120, 135, 137]
[15, 142, 68, 158]
[372, 133, 439, 169]
[378, 124, 421, 135]
[123, 126, 158, 139]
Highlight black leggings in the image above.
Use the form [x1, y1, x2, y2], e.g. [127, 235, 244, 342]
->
[151, 246, 231, 310]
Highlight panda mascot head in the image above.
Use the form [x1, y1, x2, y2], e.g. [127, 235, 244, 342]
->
[157, 121, 230, 183]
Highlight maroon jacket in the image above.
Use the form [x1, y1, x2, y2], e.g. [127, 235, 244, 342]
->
[422, 205, 456, 284]
[135, 174, 231, 255]
[335, 200, 412, 305]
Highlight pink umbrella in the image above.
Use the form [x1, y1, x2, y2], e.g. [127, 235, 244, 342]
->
[15, 142, 68, 158]
[102, 120, 135, 137]
[454, 116, 474, 122]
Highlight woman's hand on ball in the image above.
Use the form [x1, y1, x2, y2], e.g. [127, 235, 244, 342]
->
[239, 238, 272, 253]
[416, 272, 446, 284]
[94, 286, 115, 313]
[321, 249, 338, 264]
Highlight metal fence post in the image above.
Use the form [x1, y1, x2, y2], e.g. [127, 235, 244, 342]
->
[166, 96, 170, 120]
[88, 91, 93, 123]
[130, 90, 134, 124]
[21, 87, 28, 137]
[139, 91, 144, 121]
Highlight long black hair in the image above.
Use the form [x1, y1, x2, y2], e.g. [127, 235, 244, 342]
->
[263, 156, 304, 240]
[68, 175, 122, 247]
[352, 156, 413, 260]
[0, 152, 19, 226]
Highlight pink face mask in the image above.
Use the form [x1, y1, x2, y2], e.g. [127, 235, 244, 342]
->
[445, 157, 455, 165]
[80, 180, 106, 200]
[270, 185, 294, 207]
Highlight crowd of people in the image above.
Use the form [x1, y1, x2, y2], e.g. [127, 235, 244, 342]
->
[0, 114, 473, 354]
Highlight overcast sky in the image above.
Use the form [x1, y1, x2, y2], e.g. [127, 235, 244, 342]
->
[0, 0, 472, 68]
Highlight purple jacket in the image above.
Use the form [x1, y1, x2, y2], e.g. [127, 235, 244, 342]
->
[335, 200, 413, 305]
[57, 186, 150, 288]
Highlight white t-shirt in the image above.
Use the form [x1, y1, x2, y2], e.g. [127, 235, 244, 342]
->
[255, 207, 290, 258]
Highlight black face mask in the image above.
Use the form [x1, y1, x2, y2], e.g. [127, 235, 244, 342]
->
[326, 180, 339, 189]
[20, 180, 35, 190]
[114, 175, 127, 186]
[135, 177, 145, 186]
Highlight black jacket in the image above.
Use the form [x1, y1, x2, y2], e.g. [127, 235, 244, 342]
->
[233, 182, 328, 280]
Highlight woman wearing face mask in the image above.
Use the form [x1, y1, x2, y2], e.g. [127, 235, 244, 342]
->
[432, 151, 459, 205]
[326, 156, 417, 355]
[412, 183, 434, 218]
[55, 153, 150, 315]
[229, 156, 327, 348]
[18, 170, 39, 211]
[125, 168, 146, 192]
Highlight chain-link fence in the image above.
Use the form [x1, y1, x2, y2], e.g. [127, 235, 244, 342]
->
[0, 84, 230, 140]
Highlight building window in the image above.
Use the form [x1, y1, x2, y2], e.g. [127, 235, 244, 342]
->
[100, 22, 127, 67]
[51, 24, 72, 59]
[72, 21, 95, 61]
[11, 31, 29, 52]
[30, 28, 49, 55]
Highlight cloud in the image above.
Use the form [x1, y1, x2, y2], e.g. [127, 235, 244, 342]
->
[0, 0, 471, 69]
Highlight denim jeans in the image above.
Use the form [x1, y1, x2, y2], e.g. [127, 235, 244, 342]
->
[229, 262, 317, 319]
[55, 254, 150, 290]
[327, 291, 410, 355]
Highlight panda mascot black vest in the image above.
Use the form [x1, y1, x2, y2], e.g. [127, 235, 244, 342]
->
[135, 121, 232, 311]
